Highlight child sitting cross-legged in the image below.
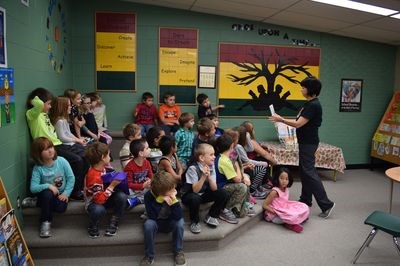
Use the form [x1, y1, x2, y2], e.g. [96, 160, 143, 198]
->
[124, 138, 153, 209]
[140, 170, 185, 266]
[181, 144, 237, 234]
[262, 167, 309, 233]
[84, 142, 127, 238]
[30, 137, 75, 238]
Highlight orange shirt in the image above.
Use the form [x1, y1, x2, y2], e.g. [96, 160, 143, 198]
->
[159, 104, 181, 123]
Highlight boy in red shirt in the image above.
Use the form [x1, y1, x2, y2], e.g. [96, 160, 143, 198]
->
[85, 142, 127, 238]
[134, 92, 158, 137]
[159, 92, 181, 135]
[124, 138, 153, 208]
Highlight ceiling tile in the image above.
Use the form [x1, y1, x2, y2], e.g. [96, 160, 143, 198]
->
[364, 17, 400, 33]
[191, 6, 265, 21]
[333, 25, 400, 44]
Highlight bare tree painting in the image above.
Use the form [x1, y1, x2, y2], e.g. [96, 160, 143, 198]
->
[228, 49, 314, 112]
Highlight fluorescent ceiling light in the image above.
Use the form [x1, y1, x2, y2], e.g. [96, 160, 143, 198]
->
[311, 0, 398, 16]
[391, 13, 400, 19]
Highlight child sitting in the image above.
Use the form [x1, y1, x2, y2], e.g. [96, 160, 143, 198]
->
[215, 134, 251, 218]
[80, 94, 100, 142]
[196, 93, 225, 119]
[64, 88, 86, 139]
[124, 138, 153, 208]
[146, 126, 165, 173]
[86, 92, 113, 144]
[84, 142, 127, 238]
[141, 170, 185, 266]
[159, 92, 181, 135]
[181, 144, 236, 234]
[262, 167, 309, 233]
[207, 113, 224, 137]
[191, 117, 216, 157]
[158, 135, 183, 184]
[134, 92, 158, 136]
[174, 112, 195, 169]
[92, 92, 109, 133]
[119, 123, 142, 169]
[30, 137, 75, 238]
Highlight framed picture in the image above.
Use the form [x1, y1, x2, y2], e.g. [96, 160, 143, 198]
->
[198, 65, 216, 89]
[339, 79, 363, 112]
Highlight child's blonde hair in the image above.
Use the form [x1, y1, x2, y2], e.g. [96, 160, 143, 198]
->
[151, 170, 176, 196]
[123, 123, 141, 140]
[194, 143, 213, 161]
[85, 142, 109, 166]
[49, 96, 70, 125]
[64, 88, 81, 101]
[241, 121, 255, 140]
[224, 128, 239, 144]
[30, 137, 57, 165]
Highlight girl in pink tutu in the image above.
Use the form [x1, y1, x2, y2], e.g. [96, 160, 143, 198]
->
[262, 167, 309, 233]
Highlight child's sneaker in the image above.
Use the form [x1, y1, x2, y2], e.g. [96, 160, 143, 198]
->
[319, 203, 335, 219]
[105, 215, 119, 236]
[249, 196, 257, 204]
[39, 221, 51, 238]
[284, 223, 303, 233]
[140, 256, 154, 266]
[231, 207, 241, 218]
[88, 224, 100, 238]
[22, 197, 37, 208]
[174, 251, 186, 266]
[204, 215, 219, 227]
[190, 222, 201, 234]
[250, 189, 267, 199]
[219, 208, 238, 224]
[126, 196, 141, 210]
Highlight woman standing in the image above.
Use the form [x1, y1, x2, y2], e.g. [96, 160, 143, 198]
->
[268, 77, 335, 218]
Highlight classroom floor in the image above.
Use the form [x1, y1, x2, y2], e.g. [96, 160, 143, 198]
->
[36, 168, 400, 266]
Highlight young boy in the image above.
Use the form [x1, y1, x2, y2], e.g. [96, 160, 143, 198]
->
[191, 117, 216, 157]
[174, 112, 195, 169]
[207, 113, 224, 137]
[119, 123, 142, 169]
[182, 144, 237, 234]
[124, 138, 153, 208]
[196, 93, 224, 119]
[134, 92, 158, 136]
[159, 92, 181, 135]
[215, 134, 252, 218]
[84, 142, 127, 238]
[141, 171, 185, 266]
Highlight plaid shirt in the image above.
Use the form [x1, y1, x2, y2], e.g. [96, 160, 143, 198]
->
[175, 127, 195, 165]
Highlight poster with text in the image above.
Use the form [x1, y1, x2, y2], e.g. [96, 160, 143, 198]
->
[0, 68, 14, 126]
[339, 79, 362, 112]
[218, 43, 320, 117]
[159, 28, 198, 104]
[96, 12, 136, 91]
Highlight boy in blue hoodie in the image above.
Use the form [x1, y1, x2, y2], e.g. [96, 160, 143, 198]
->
[140, 170, 186, 266]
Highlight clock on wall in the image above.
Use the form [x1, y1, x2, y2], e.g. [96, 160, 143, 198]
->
[46, 0, 67, 74]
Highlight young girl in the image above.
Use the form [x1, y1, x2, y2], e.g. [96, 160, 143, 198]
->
[87, 92, 112, 144]
[49, 96, 87, 198]
[80, 94, 99, 142]
[64, 89, 85, 138]
[241, 121, 277, 165]
[262, 167, 309, 233]
[85, 142, 127, 238]
[174, 112, 195, 169]
[30, 137, 75, 238]
[146, 126, 165, 173]
[158, 135, 183, 184]
[26, 88, 86, 201]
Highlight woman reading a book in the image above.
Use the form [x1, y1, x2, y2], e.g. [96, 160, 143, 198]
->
[268, 77, 335, 219]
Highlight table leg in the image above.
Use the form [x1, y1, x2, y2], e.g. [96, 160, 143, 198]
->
[332, 170, 337, 182]
[389, 179, 394, 214]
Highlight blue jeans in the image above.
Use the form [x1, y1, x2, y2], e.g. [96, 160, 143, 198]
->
[87, 191, 127, 225]
[143, 218, 184, 258]
[298, 143, 334, 212]
[139, 124, 154, 137]
[37, 189, 68, 222]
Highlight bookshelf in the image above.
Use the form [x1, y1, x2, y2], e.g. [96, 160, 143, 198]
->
[0, 177, 34, 266]
[371, 91, 400, 165]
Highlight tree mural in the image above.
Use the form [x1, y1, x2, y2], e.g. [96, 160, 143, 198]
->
[228, 49, 314, 112]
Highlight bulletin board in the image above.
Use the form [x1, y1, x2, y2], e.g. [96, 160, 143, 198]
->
[95, 12, 136, 91]
[158, 28, 198, 104]
[371, 91, 400, 164]
[0, 177, 34, 265]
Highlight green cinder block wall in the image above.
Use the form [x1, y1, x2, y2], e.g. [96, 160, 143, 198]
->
[72, 0, 396, 165]
[0, 0, 73, 222]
